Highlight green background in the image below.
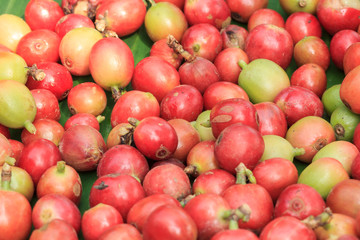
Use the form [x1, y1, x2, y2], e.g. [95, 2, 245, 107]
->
[0, 0, 346, 238]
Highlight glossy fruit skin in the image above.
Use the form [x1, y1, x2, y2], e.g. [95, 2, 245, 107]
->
[186, 140, 219, 176]
[214, 123, 264, 173]
[96, 144, 149, 182]
[0, 51, 28, 84]
[330, 30, 360, 70]
[203, 82, 249, 110]
[0, 190, 32, 240]
[213, 47, 249, 84]
[0, 80, 37, 131]
[245, 24, 294, 69]
[192, 169, 236, 195]
[279, 0, 319, 15]
[330, 105, 360, 142]
[343, 42, 360, 75]
[26, 61, 73, 101]
[81, 203, 123, 240]
[226, 0, 268, 23]
[247, 8, 285, 31]
[59, 27, 103, 76]
[314, 213, 358, 239]
[59, 125, 106, 171]
[154, 0, 185, 9]
[67, 82, 107, 116]
[0, 165, 35, 201]
[298, 157, 350, 198]
[210, 98, 259, 139]
[290, 63, 327, 98]
[89, 37, 134, 93]
[181, 23, 223, 62]
[340, 65, 360, 114]
[20, 118, 65, 146]
[150, 38, 183, 69]
[145, 2, 188, 42]
[89, 174, 146, 220]
[160, 84, 203, 122]
[168, 118, 201, 162]
[133, 116, 178, 161]
[285, 116, 336, 163]
[183, 193, 232, 240]
[183, 0, 231, 30]
[36, 161, 82, 205]
[0, 14, 31, 52]
[294, 36, 330, 70]
[274, 183, 326, 219]
[18, 138, 62, 186]
[132, 56, 180, 102]
[274, 86, 324, 126]
[32, 193, 82, 233]
[29, 219, 78, 240]
[326, 179, 360, 219]
[16, 29, 60, 66]
[313, 140, 359, 175]
[322, 84, 345, 116]
[55, 13, 95, 39]
[127, 194, 182, 233]
[31, 89, 61, 121]
[25, 0, 65, 31]
[64, 113, 101, 131]
[110, 90, 160, 127]
[220, 24, 248, 49]
[211, 229, 260, 240]
[143, 164, 191, 200]
[259, 216, 317, 240]
[142, 204, 198, 240]
[316, 0, 360, 36]
[238, 58, 290, 103]
[9, 139, 24, 162]
[260, 135, 303, 162]
[285, 12, 322, 44]
[95, 0, 146, 37]
[253, 158, 298, 202]
[98, 224, 143, 240]
[354, 123, 360, 151]
[222, 183, 274, 233]
[254, 102, 287, 137]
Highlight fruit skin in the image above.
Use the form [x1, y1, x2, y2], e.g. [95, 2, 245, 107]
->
[98, 224, 143, 240]
[285, 116, 336, 163]
[32, 193, 82, 233]
[0, 187, 32, 240]
[330, 105, 360, 142]
[81, 203, 123, 240]
[0, 51, 28, 84]
[0, 14, 31, 52]
[89, 174, 146, 220]
[340, 65, 360, 114]
[142, 204, 198, 240]
[29, 219, 78, 240]
[214, 123, 264, 173]
[94, 0, 146, 37]
[273, 183, 326, 220]
[297, 157, 350, 198]
[245, 24, 294, 69]
[89, 37, 134, 94]
[316, 0, 360, 36]
[144, 1, 188, 42]
[0, 80, 37, 133]
[279, 0, 319, 15]
[126, 194, 181, 233]
[24, 0, 65, 31]
[226, 0, 268, 23]
[59, 27, 103, 76]
[133, 116, 178, 161]
[59, 125, 107, 171]
[238, 59, 290, 104]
